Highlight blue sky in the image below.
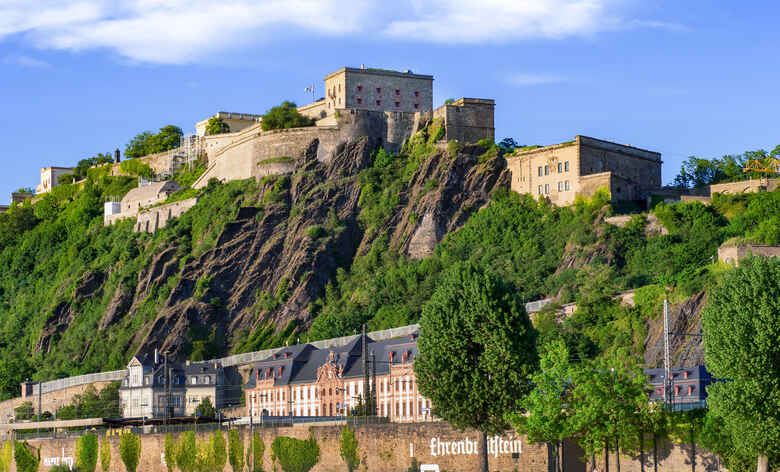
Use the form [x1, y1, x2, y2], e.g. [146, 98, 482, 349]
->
[1, 1, 778, 204]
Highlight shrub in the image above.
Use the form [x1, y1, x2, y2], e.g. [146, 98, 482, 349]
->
[100, 439, 111, 472]
[339, 425, 360, 472]
[194, 438, 215, 472]
[0, 440, 11, 472]
[261, 101, 315, 131]
[75, 433, 98, 472]
[13, 401, 34, 420]
[213, 431, 227, 472]
[176, 431, 197, 472]
[249, 430, 265, 472]
[13, 441, 39, 472]
[163, 433, 176, 472]
[228, 429, 244, 472]
[306, 225, 326, 240]
[119, 159, 155, 179]
[119, 432, 141, 472]
[206, 116, 230, 135]
[271, 435, 320, 472]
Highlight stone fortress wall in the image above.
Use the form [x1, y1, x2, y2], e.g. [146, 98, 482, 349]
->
[134, 197, 198, 233]
[433, 98, 495, 143]
[19, 422, 719, 472]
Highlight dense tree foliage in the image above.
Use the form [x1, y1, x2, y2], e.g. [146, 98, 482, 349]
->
[119, 432, 141, 472]
[415, 262, 537, 472]
[206, 116, 230, 135]
[125, 125, 183, 158]
[195, 396, 216, 418]
[261, 101, 314, 131]
[703, 257, 780, 472]
[13, 441, 39, 472]
[671, 144, 779, 188]
[56, 383, 120, 419]
[228, 429, 244, 472]
[100, 438, 111, 472]
[270, 435, 320, 472]
[75, 433, 98, 472]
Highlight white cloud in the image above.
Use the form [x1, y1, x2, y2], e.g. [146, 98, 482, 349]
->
[506, 73, 566, 86]
[0, 0, 682, 64]
[3, 54, 50, 68]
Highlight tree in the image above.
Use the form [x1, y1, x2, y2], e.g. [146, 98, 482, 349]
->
[100, 439, 111, 472]
[206, 117, 230, 135]
[702, 256, 780, 472]
[13, 441, 40, 472]
[414, 262, 538, 472]
[339, 425, 360, 471]
[125, 125, 183, 158]
[261, 101, 315, 131]
[163, 433, 176, 472]
[76, 433, 99, 472]
[508, 340, 574, 472]
[119, 159, 155, 180]
[195, 397, 216, 418]
[497, 137, 519, 154]
[213, 431, 227, 472]
[228, 429, 244, 472]
[176, 431, 197, 472]
[119, 432, 141, 472]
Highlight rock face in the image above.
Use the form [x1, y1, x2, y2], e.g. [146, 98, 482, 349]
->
[644, 291, 707, 367]
[34, 134, 508, 362]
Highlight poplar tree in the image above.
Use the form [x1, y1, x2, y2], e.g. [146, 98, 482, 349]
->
[414, 262, 538, 472]
[703, 257, 780, 472]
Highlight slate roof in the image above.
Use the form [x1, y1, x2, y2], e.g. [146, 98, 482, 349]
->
[245, 332, 420, 388]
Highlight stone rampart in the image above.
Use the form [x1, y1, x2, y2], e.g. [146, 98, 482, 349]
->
[134, 198, 198, 233]
[0, 379, 120, 422]
[718, 244, 780, 266]
[22, 423, 558, 472]
[433, 97, 495, 143]
[708, 177, 778, 195]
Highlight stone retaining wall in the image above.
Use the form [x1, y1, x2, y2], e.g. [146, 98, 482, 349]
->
[134, 198, 198, 233]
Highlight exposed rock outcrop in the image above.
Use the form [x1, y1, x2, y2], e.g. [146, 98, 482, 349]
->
[644, 291, 707, 367]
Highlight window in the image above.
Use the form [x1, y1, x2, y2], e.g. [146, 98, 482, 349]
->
[356, 97, 362, 105]
[544, 184, 550, 194]
[394, 101, 400, 108]
[202, 376, 209, 384]
[538, 185, 543, 195]
[564, 161, 569, 171]
[557, 163, 562, 173]
[395, 89, 401, 96]
[544, 165, 549, 175]
[565, 180, 570, 191]
[413, 90, 419, 97]
[558, 182, 563, 192]
[413, 103, 420, 110]
[376, 87, 382, 94]
[191, 377, 197, 385]
[376, 99, 382, 106]
[356, 85, 363, 92]
[538, 167, 543, 176]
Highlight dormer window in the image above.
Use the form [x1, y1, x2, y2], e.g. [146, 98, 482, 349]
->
[683, 371, 688, 379]
[395, 89, 401, 96]
[356, 85, 363, 92]
[277, 366, 283, 377]
[376, 99, 382, 106]
[413, 90, 419, 97]
[376, 87, 382, 94]
[191, 377, 198, 385]
[202, 376, 209, 384]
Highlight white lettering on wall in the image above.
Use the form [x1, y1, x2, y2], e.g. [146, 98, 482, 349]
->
[428, 436, 521, 457]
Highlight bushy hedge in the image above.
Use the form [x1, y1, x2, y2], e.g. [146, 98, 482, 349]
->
[75, 433, 98, 472]
[13, 441, 39, 472]
[119, 432, 141, 472]
[228, 429, 244, 472]
[271, 435, 319, 472]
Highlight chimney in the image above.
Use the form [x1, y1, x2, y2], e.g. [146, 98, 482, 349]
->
[114, 149, 121, 163]
[154, 348, 159, 364]
[361, 64, 365, 69]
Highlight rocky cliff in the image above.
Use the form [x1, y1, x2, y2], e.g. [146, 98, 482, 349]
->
[60, 133, 508, 361]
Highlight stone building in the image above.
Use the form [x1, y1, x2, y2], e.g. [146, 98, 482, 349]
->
[433, 98, 495, 143]
[119, 350, 240, 419]
[195, 112, 263, 137]
[299, 66, 434, 120]
[0, 205, 8, 213]
[506, 135, 662, 206]
[104, 180, 181, 226]
[244, 332, 432, 423]
[36, 167, 74, 194]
